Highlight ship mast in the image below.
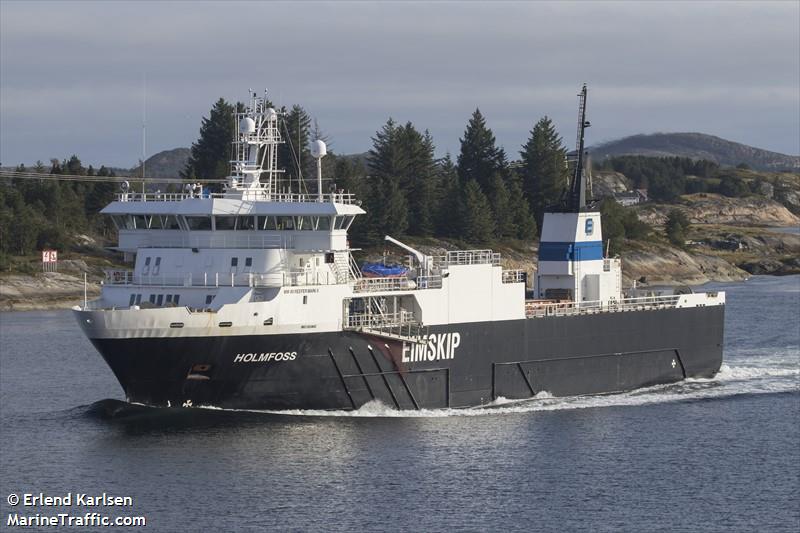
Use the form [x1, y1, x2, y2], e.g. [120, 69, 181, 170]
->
[229, 90, 283, 199]
[565, 83, 591, 212]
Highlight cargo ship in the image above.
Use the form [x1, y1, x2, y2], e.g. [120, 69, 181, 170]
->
[73, 86, 725, 410]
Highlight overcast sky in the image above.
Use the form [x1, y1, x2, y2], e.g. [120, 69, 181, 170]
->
[1, 1, 798, 168]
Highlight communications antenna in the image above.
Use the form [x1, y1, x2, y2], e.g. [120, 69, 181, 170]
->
[565, 83, 591, 211]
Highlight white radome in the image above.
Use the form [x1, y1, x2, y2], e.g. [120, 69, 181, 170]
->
[239, 117, 256, 134]
[265, 108, 277, 120]
[311, 139, 327, 159]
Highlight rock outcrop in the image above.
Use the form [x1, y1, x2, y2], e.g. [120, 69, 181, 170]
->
[0, 272, 101, 311]
[637, 193, 800, 227]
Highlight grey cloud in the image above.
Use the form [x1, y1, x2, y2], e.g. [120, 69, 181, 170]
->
[1, 1, 798, 167]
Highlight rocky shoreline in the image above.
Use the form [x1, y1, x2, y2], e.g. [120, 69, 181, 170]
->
[2, 223, 797, 311]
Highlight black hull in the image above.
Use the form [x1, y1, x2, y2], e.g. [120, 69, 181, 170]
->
[88, 306, 724, 410]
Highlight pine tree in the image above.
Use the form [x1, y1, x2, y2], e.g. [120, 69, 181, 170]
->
[435, 154, 461, 238]
[399, 125, 438, 236]
[280, 105, 313, 193]
[520, 116, 568, 231]
[460, 179, 495, 244]
[487, 174, 514, 239]
[182, 98, 237, 181]
[506, 172, 537, 239]
[457, 109, 506, 191]
[380, 178, 409, 237]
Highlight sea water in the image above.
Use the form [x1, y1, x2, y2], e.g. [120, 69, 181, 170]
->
[1, 276, 798, 532]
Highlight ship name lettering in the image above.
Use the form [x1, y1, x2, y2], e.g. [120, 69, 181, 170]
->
[401, 332, 461, 363]
[234, 352, 298, 363]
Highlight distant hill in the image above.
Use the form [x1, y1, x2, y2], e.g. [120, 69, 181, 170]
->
[128, 148, 190, 179]
[591, 133, 799, 172]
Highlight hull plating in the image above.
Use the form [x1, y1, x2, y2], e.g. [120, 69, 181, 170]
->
[87, 306, 724, 411]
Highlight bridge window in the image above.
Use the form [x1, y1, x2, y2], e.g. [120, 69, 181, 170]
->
[162, 215, 181, 230]
[317, 216, 331, 231]
[112, 215, 134, 230]
[133, 215, 148, 229]
[334, 216, 345, 230]
[276, 216, 295, 230]
[342, 216, 355, 230]
[236, 216, 255, 230]
[215, 216, 236, 230]
[297, 216, 314, 230]
[185, 216, 212, 230]
[147, 215, 162, 229]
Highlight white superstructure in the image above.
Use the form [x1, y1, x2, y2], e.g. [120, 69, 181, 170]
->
[79, 91, 532, 342]
[77, 89, 724, 345]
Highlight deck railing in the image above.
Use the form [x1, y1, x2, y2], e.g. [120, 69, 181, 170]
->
[432, 250, 501, 267]
[115, 190, 358, 204]
[525, 294, 682, 318]
[125, 232, 292, 250]
[104, 269, 338, 288]
[502, 269, 526, 283]
[353, 275, 443, 293]
[345, 310, 416, 330]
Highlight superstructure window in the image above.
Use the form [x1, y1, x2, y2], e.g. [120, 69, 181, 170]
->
[257, 216, 274, 230]
[231, 257, 239, 267]
[298, 216, 314, 230]
[112, 215, 134, 230]
[129, 294, 136, 306]
[143, 257, 151, 275]
[205, 294, 215, 305]
[245, 257, 253, 267]
[185, 216, 212, 230]
[214, 216, 236, 230]
[236, 216, 255, 230]
[276, 216, 295, 230]
[162, 215, 181, 230]
[156, 294, 164, 306]
[133, 215, 148, 229]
